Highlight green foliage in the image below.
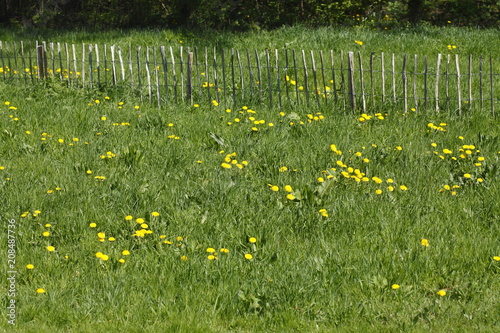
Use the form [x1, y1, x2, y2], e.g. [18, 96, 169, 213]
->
[1, 0, 499, 30]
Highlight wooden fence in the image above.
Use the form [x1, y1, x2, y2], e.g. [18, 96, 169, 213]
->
[0, 40, 498, 114]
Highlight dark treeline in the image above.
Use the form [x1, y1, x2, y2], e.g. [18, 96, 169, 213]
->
[0, 0, 498, 30]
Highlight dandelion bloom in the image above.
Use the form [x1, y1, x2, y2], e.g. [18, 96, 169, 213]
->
[46, 246, 55, 252]
[206, 247, 216, 253]
[135, 218, 145, 224]
[151, 211, 160, 217]
[42, 231, 50, 237]
[122, 250, 130, 256]
[89, 222, 97, 228]
[286, 194, 295, 200]
[391, 284, 400, 290]
[26, 264, 34, 270]
[493, 256, 500, 261]
[269, 185, 279, 192]
[220, 248, 230, 253]
[249, 237, 257, 243]
[399, 185, 408, 191]
[207, 255, 216, 260]
[118, 259, 125, 263]
[181, 256, 188, 261]
[100, 254, 109, 261]
[36, 288, 46, 294]
[463, 173, 471, 179]
[421, 239, 429, 247]
[244, 254, 253, 260]
[284, 185, 293, 193]
[437, 290, 447, 297]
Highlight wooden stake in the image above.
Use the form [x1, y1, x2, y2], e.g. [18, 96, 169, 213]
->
[370, 52, 375, 107]
[88, 44, 93, 88]
[490, 55, 495, 116]
[110, 45, 117, 85]
[455, 54, 461, 114]
[266, 49, 273, 108]
[402, 53, 408, 113]
[347, 51, 356, 111]
[145, 46, 152, 103]
[311, 50, 320, 106]
[468, 54, 472, 106]
[358, 51, 366, 112]
[381, 52, 385, 103]
[391, 53, 396, 103]
[187, 51, 193, 104]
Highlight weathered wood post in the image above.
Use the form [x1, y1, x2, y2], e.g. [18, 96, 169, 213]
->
[36, 42, 47, 79]
[347, 51, 356, 111]
[187, 51, 193, 104]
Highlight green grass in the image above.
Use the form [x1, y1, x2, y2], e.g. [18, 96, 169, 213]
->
[1, 27, 500, 332]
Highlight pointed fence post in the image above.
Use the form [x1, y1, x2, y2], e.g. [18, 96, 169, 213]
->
[347, 51, 356, 111]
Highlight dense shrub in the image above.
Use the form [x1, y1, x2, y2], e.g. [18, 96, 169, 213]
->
[0, 0, 498, 30]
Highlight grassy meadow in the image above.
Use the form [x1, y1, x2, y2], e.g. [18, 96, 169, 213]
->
[1, 26, 500, 332]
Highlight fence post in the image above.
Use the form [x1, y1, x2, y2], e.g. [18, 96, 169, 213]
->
[435, 54, 442, 112]
[347, 51, 356, 111]
[187, 51, 193, 104]
[36, 42, 47, 79]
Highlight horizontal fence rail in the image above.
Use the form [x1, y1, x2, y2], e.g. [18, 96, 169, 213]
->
[0, 40, 498, 114]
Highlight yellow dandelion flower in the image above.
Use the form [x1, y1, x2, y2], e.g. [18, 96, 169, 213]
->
[249, 237, 257, 243]
[36, 288, 46, 294]
[391, 284, 400, 290]
[286, 194, 295, 200]
[181, 255, 188, 261]
[89, 222, 97, 228]
[437, 290, 447, 297]
[421, 239, 429, 247]
[46, 246, 55, 252]
[244, 253, 253, 260]
[122, 250, 130, 256]
[26, 264, 35, 270]
[152, 211, 160, 217]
